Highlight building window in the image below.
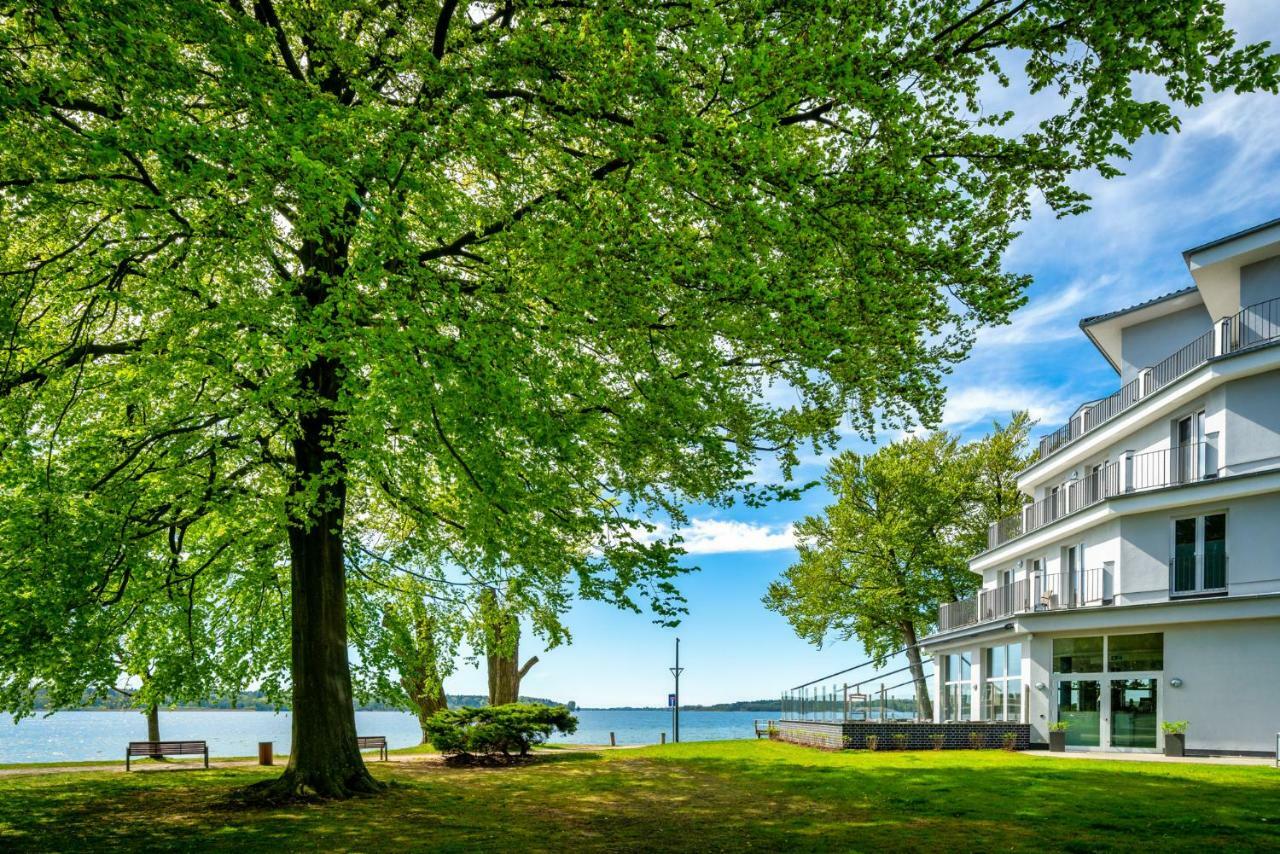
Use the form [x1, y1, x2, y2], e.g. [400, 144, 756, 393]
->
[1107, 633, 1164, 672]
[982, 643, 1023, 721]
[1052, 636, 1103, 673]
[1053, 634, 1164, 673]
[942, 652, 972, 721]
[1171, 513, 1227, 595]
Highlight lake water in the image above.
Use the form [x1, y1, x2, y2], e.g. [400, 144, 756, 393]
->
[0, 709, 776, 764]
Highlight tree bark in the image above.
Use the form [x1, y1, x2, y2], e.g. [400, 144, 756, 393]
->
[247, 223, 379, 800]
[484, 597, 538, 705]
[146, 703, 160, 741]
[901, 620, 934, 720]
[413, 683, 448, 745]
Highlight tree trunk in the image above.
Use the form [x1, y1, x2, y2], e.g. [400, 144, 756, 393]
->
[272, 352, 377, 798]
[901, 620, 934, 720]
[146, 703, 160, 741]
[414, 683, 448, 745]
[484, 598, 538, 705]
[238, 219, 382, 801]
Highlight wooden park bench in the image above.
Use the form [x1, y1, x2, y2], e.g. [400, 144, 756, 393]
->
[357, 735, 389, 761]
[126, 740, 209, 771]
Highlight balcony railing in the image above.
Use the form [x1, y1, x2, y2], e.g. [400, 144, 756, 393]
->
[1037, 296, 1280, 460]
[937, 568, 1111, 634]
[986, 439, 1217, 551]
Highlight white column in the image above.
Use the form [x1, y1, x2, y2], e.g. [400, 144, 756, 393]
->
[1139, 367, 1154, 396]
[1121, 449, 1135, 493]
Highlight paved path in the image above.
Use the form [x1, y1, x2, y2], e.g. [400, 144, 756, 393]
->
[0, 744, 654, 779]
[1023, 749, 1275, 766]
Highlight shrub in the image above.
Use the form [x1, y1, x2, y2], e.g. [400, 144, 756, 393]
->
[424, 703, 579, 760]
[968, 731, 984, 750]
[892, 733, 909, 751]
[864, 734, 879, 751]
[1001, 732, 1019, 751]
[929, 733, 945, 751]
[1161, 720, 1189, 735]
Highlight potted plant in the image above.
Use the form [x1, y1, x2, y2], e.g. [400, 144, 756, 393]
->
[1048, 721, 1069, 752]
[1162, 720, 1188, 757]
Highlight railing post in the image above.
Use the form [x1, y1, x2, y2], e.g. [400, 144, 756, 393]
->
[1214, 317, 1231, 357]
[1122, 450, 1135, 493]
[1139, 367, 1154, 397]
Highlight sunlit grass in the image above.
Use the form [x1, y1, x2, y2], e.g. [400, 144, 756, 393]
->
[0, 740, 1276, 852]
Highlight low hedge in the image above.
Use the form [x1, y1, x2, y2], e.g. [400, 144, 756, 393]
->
[425, 703, 578, 759]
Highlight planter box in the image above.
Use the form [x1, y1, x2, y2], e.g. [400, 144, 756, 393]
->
[1049, 731, 1067, 752]
[1164, 733, 1185, 758]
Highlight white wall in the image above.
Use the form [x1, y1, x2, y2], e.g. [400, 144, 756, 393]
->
[1120, 304, 1213, 386]
[1224, 371, 1280, 474]
[1119, 492, 1280, 600]
[1163, 618, 1280, 754]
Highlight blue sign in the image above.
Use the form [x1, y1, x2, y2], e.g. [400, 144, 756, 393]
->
[668, 693, 677, 707]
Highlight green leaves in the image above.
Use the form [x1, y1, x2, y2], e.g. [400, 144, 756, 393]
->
[0, 2, 1274, 720]
[764, 414, 1034, 660]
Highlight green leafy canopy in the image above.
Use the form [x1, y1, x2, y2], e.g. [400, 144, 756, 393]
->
[0, 2, 1275, 724]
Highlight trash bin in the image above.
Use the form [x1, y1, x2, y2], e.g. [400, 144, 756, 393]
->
[258, 741, 273, 766]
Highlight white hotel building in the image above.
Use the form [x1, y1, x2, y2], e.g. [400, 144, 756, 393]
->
[921, 217, 1280, 755]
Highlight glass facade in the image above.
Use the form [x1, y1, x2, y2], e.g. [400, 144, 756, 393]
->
[1107, 633, 1163, 672]
[1052, 636, 1104, 673]
[982, 643, 1023, 721]
[1051, 634, 1164, 749]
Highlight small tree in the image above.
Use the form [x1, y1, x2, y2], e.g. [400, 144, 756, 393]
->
[765, 416, 1033, 719]
[425, 703, 578, 761]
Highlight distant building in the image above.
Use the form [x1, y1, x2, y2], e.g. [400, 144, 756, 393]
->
[920, 217, 1280, 755]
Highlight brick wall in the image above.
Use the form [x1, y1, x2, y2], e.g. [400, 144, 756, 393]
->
[773, 720, 1032, 751]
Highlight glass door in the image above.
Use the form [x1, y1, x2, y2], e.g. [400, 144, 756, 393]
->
[1109, 678, 1158, 749]
[1055, 679, 1101, 747]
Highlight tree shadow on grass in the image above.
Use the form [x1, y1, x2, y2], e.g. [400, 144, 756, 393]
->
[0, 751, 1275, 853]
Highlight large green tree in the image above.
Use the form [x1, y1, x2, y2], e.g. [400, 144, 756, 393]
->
[1, 2, 1274, 797]
[764, 415, 1033, 717]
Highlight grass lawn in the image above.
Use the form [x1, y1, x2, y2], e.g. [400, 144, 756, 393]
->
[0, 740, 1276, 852]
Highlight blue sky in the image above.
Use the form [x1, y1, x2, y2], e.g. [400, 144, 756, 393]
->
[446, 1, 1280, 708]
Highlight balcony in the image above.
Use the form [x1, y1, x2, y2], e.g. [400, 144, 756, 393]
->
[1037, 296, 1280, 460]
[937, 568, 1111, 634]
[986, 439, 1218, 551]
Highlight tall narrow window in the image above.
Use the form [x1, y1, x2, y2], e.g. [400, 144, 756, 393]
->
[1173, 518, 1197, 593]
[1203, 513, 1227, 590]
[983, 643, 1023, 721]
[1171, 514, 1227, 595]
[943, 652, 972, 721]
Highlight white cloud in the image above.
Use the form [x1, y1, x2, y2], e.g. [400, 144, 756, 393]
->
[940, 384, 1076, 432]
[636, 518, 797, 555]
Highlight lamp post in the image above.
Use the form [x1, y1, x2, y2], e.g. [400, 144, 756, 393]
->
[670, 637, 684, 743]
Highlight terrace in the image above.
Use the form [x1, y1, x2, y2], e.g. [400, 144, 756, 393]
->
[1034, 296, 1280, 461]
[987, 437, 1218, 550]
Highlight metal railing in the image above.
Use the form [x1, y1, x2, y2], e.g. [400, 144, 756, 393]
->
[987, 461, 1119, 549]
[1130, 439, 1216, 491]
[1223, 296, 1280, 354]
[1037, 297, 1280, 460]
[937, 568, 1111, 633]
[987, 439, 1218, 551]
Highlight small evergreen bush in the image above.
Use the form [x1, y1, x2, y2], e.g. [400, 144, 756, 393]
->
[425, 703, 578, 760]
